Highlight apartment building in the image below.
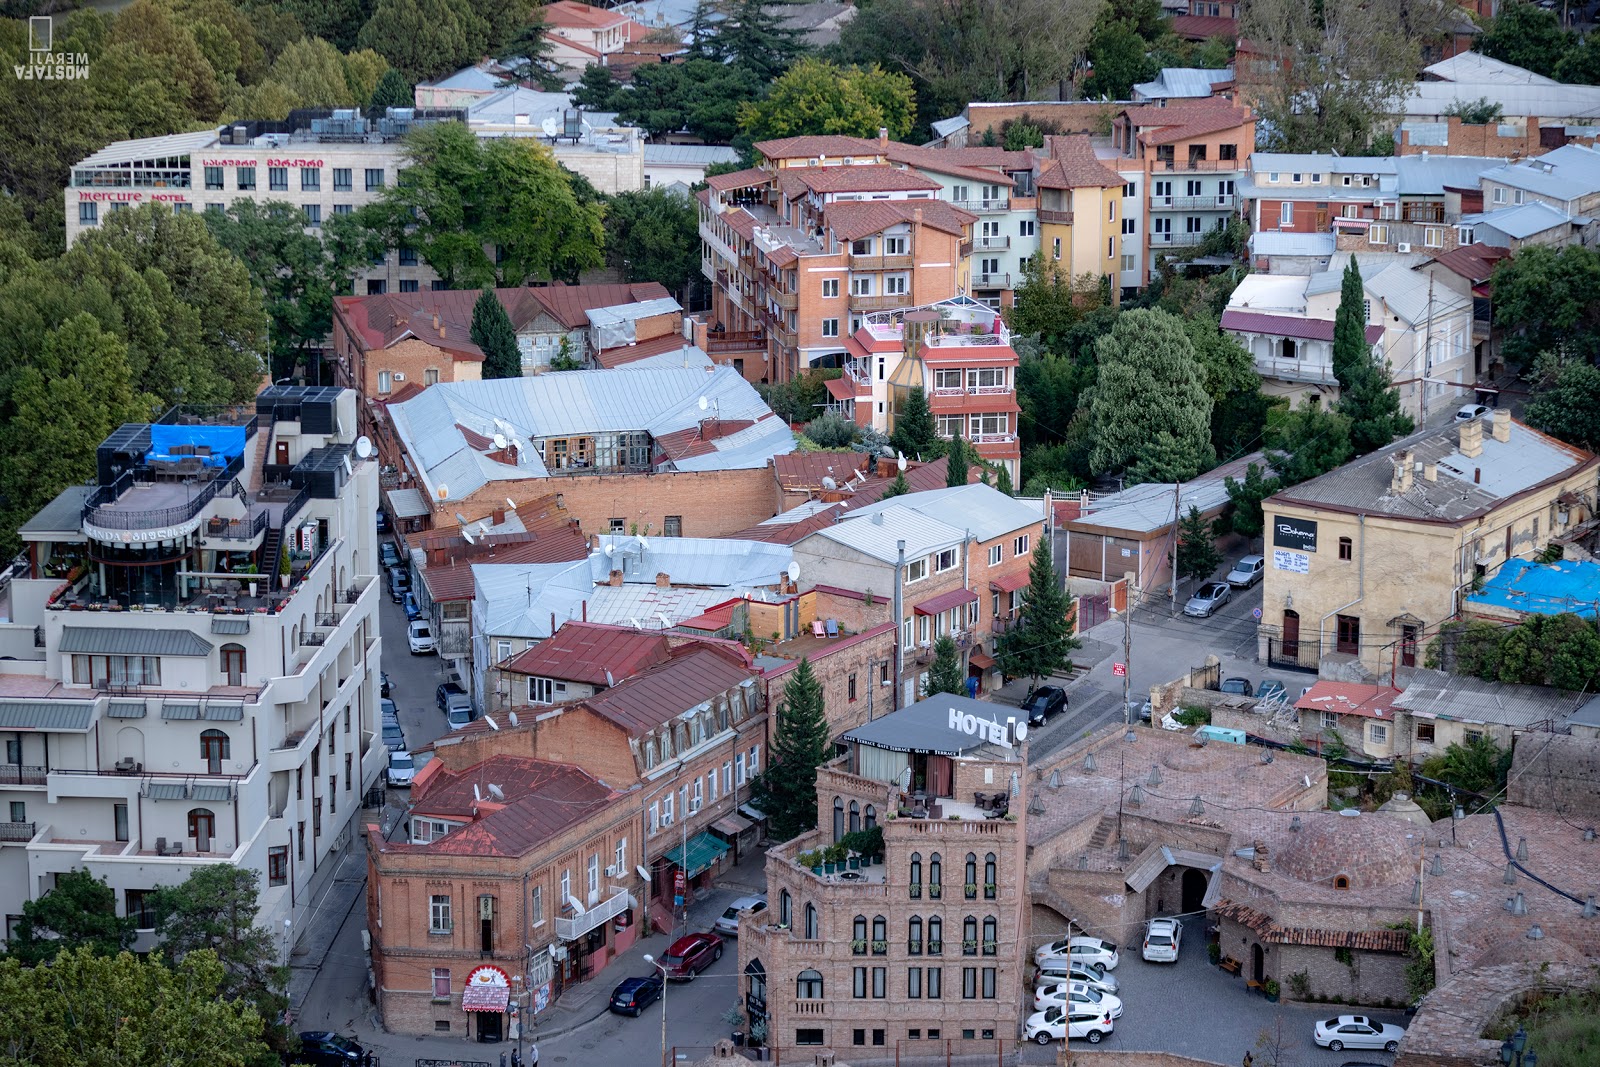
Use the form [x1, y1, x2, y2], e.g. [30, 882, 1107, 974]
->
[1474, 144, 1600, 247]
[1034, 135, 1123, 290]
[735, 693, 1028, 1057]
[0, 386, 384, 951]
[1111, 98, 1255, 285]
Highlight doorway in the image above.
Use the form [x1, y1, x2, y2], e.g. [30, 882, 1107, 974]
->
[1181, 868, 1208, 914]
[274, 441, 289, 466]
[1252, 943, 1265, 984]
[1401, 624, 1420, 668]
[1282, 610, 1300, 660]
[476, 1012, 502, 1042]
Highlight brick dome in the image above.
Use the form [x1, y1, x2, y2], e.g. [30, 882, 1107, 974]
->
[1271, 810, 1421, 890]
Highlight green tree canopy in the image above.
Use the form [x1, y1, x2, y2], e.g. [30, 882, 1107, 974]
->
[1332, 256, 1369, 387]
[1223, 461, 1277, 539]
[926, 635, 966, 697]
[1082, 19, 1157, 100]
[1008, 259, 1108, 346]
[1525, 357, 1600, 450]
[1491, 245, 1600, 365]
[371, 122, 604, 288]
[6, 870, 136, 966]
[712, 0, 806, 82]
[357, 0, 478, 82]
[1175, 505, 1221, 583]
[996, 536, 1080, 689]
[1088, 308, 1215, 482]
[1263, 400, 1354, 485]
[599, 59, 764, 143]
[471, 288, 522, 379]
[368, 65, 414, 108]
[739, 58, 916, 143]
[1336, 352, 1414, 456]
[946, 435, 970, 487]
[750, 658, 831, 841]
[603, 188, 702, 308]
[1475, 0, 1573, 74]
[1184, 314, 1267, 461]
[881, 469, 911, 497]
[890, 385, 942, 460]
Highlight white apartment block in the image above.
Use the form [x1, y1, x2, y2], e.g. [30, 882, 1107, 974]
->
[0, 386, 384, 954]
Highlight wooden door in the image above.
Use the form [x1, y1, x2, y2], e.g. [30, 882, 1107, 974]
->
[1282, 610, 1300, 660]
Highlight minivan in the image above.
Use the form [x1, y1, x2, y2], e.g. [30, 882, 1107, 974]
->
[387, 567, 409, 603]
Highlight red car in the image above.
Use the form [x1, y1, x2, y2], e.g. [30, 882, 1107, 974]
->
[659, 931, 724, 980]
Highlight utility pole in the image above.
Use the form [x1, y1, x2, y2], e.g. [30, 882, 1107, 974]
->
[1169, 480, 1182, 618]
[1121, 602, 1132, 725]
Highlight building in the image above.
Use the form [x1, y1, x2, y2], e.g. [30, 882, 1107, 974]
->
[366, 756, 637, 1038]
[1258, 412, 1599, 676]
[644, 144, 742, 191]
[413, 61, 518, 109]
[735, 694, 1029, 1057]
[1390, 671, 1580, 759]
[496, 621, 672, 709]
[0, 386, 384, 951]
[1292, 681, 1405, 760]
[1221, 272, 1383, 409]
[379, 365, 795, 540]
[1132, 67, 1235, 104]
[1033, 136, 1123, 290]
[791, 484, 1044, 703]
[1170, 0, 1238, 41]
[933, 102, 1123, 151]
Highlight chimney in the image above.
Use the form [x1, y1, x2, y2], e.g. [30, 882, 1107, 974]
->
[878, 126, 888, 150]
[1423, 461, 1437, 482]
[1460, 417, 1484, 459]
[432, 313, 440, 330]
[609, 569, 624, 586]
[1391, 449, 1414, 494]
[429, 546, 448, 566]
[655, 572, 671, 587]
[1491, 407, 1511, 443]
[492, 507, 506, 526]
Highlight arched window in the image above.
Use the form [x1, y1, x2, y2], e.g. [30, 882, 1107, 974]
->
[871, 915, 886, 953]
[220, 643, 246, 687]
[909, 852, 923, 898]
[834, 797, 845, 841]
[779, 889, 792, 928]
[1334, 875, 1351, 890]
[864, 804, 877, 829]
[927, 915, 943, 955]
[982, 916, 998, 955]
[849, 800, 860, 835]
[984, 852, 997, 898]
[200, 729, 230, 774]
[964, 853, 978, 897]
[963, 915, 978, 954]
[853, 915, 868, 953]
[908, 916, 923, 955]
[796, 969, 823, 999]
[804, 904, 818, 939]
[929, 852, 943, 898]
[188, 807, 216, 849]
[745, 959, 767, 1009]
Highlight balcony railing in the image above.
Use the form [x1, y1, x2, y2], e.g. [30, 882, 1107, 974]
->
[0, 765, 47, 787]
[1150, 232, 1208, 247]
[849, 293, 911, 313]
[83, 452, 246, 532]
[0, 821, 36, 842]
[706, 330, 765, 354]
[973, 273, 1010, 288]
[555, 889, 635, 941]
[1037, 209, 1075, 225]
[205, 512, 269, 541]
[770, 288, 798, 311]
[952, 198, 1010, 214]
[849, 254, 914, 272]
[971, 432, 1018, 444]
[973, 236, 1011, 250]
[1253, 358, 1338, 384]
[1150, 195, 1237, 211]
[1153, 158, 1240, 172]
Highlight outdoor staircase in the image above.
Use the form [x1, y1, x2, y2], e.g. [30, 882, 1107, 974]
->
[1088, 814, 1118, 851]
[260, 524, 283, 582]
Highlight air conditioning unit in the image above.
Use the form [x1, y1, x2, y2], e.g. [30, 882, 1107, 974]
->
[605, 864, 620, 878]
[392, 372, 406, 381]
[1397, 243, 1412, 253]
[690, 798, 702, 813]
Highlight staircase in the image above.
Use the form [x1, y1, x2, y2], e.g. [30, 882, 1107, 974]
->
[260, 525, 283, 583]
[1088, 813, 1118, 851]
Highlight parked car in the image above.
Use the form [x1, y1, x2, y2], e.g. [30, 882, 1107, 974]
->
[1220, 677, 1254, 697]
[1023, 685, 1068, 726]
[1034, 962, 1118, 994]
[1035, 935, 1119, 972]
[608, 973, 664, 1016]
[658, 932, 724, 979]
[379, 671, 391, 698]
[1226, 554, 1265, 588]
[385, 750, 416, 788]
[379, 542, 400, 569]
[714, 895, 767, 937]
[1182, 581, 1232, 618]
[1024, 1006, 1112, 1046]
[1033, 981, 1124, 1019]
[1142, 917, 1182, 962]
[296, 1031, 370, 1067]
[1455, 404, 1490, 422]
[447, 705, 474, 730]
[403, 592, 421, 621]
[1256, 680, 1287, 705]
[376, 509, 390, 534]
[380, 721, 405, 752]
[1313, 1016, 1405, 1053]
[387, 567, 409, 603]
[437, 682, 468, 713]
[406, 620, 436, 654]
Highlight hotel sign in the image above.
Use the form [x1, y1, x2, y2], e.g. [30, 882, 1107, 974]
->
[948, 708, 1024, 749]
[78, 191, 189, 203]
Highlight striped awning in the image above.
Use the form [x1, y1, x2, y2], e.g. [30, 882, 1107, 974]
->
[60, 626, 213, 657]
[210, 617, 250, 635]
[146, 783, 188, 800]
[107, 701, 148, 719]
[161, 703, 202, 720]
[202, 703, 244, 722]
[0, 702, 95, 731]
[192, 784, 234, 802]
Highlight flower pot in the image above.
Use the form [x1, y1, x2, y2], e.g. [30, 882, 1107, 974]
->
[824, 862, 835, 875]
[848, 856, 860, 871]
[811, 865, 823, 876]
[1265, 993, 1279, 1003]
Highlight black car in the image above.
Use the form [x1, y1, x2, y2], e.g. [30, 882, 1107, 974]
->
[609, 973, 665, 1016]
[376, 509, 390, 534]
[1023, 685, 1068, 725]
[437, 681, 468, 712]
[1220, 677, 1254, 696]
[296, 1031, 370, 1067]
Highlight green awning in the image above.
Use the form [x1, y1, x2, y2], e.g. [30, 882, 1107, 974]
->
[665, 832, 731, 878]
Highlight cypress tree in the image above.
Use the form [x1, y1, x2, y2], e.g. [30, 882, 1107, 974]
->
[946, 434, 970, 487]
[749, 658, 831, 841]
[1332, 257, 1368, 389]
[470, 288, 522, 379]
[881, 470, 911, 498]
[996, 537, 1081, 690]
[927, 636, 965, 696]
[890, 386, 940, 459]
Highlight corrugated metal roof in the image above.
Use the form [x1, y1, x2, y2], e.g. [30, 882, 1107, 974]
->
[644, 144, 741, 165]
[1250, 153, 1397, 175]
[60, 626, 213, 657]
[146, 782, 188, 800]
[1462, 201, 1575, 239]
[161, 703, 203, 720]
[1393, 155, 1506, 196]
[1423, 52, 1559, 86]
[1364, 262, 1472, 325]
[1068, 452, 1265, 536]
[107, 700, 148, 719]
[0, 701, 95, 731]
[192, 784, 234, 802]
[587, 297, 683, 326]
[388, 487, 431, 519]
[1133, 67, 1233, 100]
[1402, 82, 1600, 123]
[589, 535, 792, 588]
[76, 128, 221, 167]
[18, 485, 93, 536]
[1395, 667, 1577, 727]
[500, 622, 670, 684]
[202, 703, 244, 722]
[843, 484, 1045, 545]
[210, 617, 250, 635]
[1480, 146, 1600, 201]
[805, 504, 967, 563]
[584, 645, 753, 734]
[1248, 231, 1336, 257]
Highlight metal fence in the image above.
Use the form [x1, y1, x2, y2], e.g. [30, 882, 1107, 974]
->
[670, 1039, 1018, 1067]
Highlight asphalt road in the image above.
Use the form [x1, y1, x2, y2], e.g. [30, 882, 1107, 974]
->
[376, 583, 459, 773]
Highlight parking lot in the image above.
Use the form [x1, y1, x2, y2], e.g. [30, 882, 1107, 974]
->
[1015, 918, 1407, 1064]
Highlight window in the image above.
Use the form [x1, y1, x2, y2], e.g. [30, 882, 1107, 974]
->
[908, 967, 923, 997]
[1321, 710, 1338, 731]
[872, 967, 886, 998]
[804, 904, 818, 939]
[927, 966, 942, 998]
[927, 915, 943, 954]
[850, 276, 873, 297]
[749, 743, 760, 774]
[885, 235, 907, 255]
[885, 274, 908, 295]
[303, 204, 321, 226]
[367, 280, 386, 295]
[1052, 237, 1061, 260]
[72, 654, 160, 688]
[300, 167, 320, 191]
[853, 966, 867, 996]
[796, 1030, 824, 1046]
[928, 852, 942, 895]
[1416, 722, 1436, 744]
[1514, 189, 1525, 205]
[797, 969, 823, 998]
[822, 278, 839, 298]
[905, 557, 928, 583]
[399, 279, 418, 292]
[848, 673, 857, 701]
[982, 916, 998, 954]
[963, 915, 978, 954]
[851, 238, 873, 256]
[1424, 226, 1445, 248]
[187, 807, 215, 846]
[79, 201, 97, 224]
[432, 967, 451, 998]
[982, 967, 996, 998]
[365, 168, 385, 191]
[1338, 536, 1353, 561]
[237, 166, 255, 190]
[664, 515, 682, 537]
[962, 967, 977, 998]
[1370, 224, 1390, 245]
[822, 318, 839, 337]
[1019, 219, 1035, 237]
[1279, 202, 1293, 226]
[935, 547, 958, 573]
[1013, 534, 1030, 556]
[1292, 173, 1302, 184]
[988, 544, 1002, 566]
[399, 246, 418, 266]
[269, 846, 288, 886]
[429, 893, 452, 933]
[204, 166, 224, 190]
[1336, 614, 1360, 655]
[7, 801, 22, 824]
[333, 168, 352, 192]
[125, 889, 157, 929]
[1334, 875, 1351, 890]
[200, 729, 230, 773]
[114, 803, 129, 842]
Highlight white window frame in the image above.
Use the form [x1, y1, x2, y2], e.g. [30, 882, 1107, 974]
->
[1013, 534, 1030, 556]
[822, 278, 839, 298]
[905, 558, 928, 583]
[430, 894, 452, 933]
[935, 547, 958, 573]
[532, 885, 544, 926]
[988, 544, 1003, 566]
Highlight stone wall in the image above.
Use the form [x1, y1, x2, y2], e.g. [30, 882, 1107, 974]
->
[1506, 731, 1600, 821]
[1061, 1052, 1230, 1067]
[1275, 943, 1411, 1007]
[1395, 960, 1596, 1067]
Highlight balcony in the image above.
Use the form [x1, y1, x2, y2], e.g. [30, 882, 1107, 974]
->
[1037, 209, 1075, 225]
[0, 765, 46, 787]
[706, 329, 766, 354]
[849, 293, 911, 313]
[970, 432, 1017, 445]
[973, 236, 1011, 251]
[1150, 232, 1208, 248]
[555, 889, 636, 942]
[770, 320, 798, 349]
[973, 273, 1011, 289]
[82, 452, 247, 537]
[849, 254, 914, 272]
[1253, 358, 1338, 385]
[793, 999, 828, 1016]
[952, 198, 1010, 214]
[1150, 195, 1237, 211]
[770, 288, 798, 311]
[1153, 158, 1240, 172]
[0, 822, 36, 842]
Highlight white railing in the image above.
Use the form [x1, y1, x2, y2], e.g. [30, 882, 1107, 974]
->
[555, 889, 635, 942]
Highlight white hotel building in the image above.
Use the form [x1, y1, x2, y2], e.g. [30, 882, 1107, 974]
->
[0, 386, 385, 953]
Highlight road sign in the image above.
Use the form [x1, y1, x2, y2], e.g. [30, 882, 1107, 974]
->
[673, 869, 686, 893]
[1252, 608, 1263, 620]
[1112, 662, 1127, 677]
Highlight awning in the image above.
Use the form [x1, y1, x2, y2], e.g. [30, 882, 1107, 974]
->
[161, 703, 202, 720]
[914, 587, 979, 616]
[461, 965, 512, 1012]
[989, 572, 1030, 593]
[0, 702, 95, 731]
[146, 783, 188, 800]
[192, 784, 234, 802]
[201, 702, 244, 722]
[712, 812, 753, 837]
[665, 832, 731, 877]
[60, 626, 213, 657]
[107, 701, 148, 719]
[211, 617, 250, 635]
[968, 652, 996, 670]
[739, 803, 767, 822]
[387, 487, 430, 519]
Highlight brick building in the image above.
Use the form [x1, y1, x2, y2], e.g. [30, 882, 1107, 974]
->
[735, 694, 1029, 1057]
[366, 756, 640, 1038]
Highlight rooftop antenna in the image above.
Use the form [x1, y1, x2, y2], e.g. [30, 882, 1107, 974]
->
[461, 528, 477, 545]
[492, 432, 508, 450]
[487, 783, 505, 801]
[604, 543, 616, 558]
[605, 669, 615, 687]
[505, 497, 516, 511]
[629, 617, 642, 630]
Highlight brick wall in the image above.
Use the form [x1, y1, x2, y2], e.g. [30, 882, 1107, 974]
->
[1394, 118, 1593, 159]
[1274, 942, 1410, 1006]
[1395, 961, 1595, 1067]
[1507, 731, 1600, 821]
[763, 623, 899, 740]
[963, 102, 1120, 143]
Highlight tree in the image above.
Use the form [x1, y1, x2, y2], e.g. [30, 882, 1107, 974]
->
[471, 289, 521, 379]
[357, 0, 476, 82]
[369, 66, 413, 108]
[1175, 505, 1221, 583]
[738, 58, 916, 142]
[1419, 735, 1512, 803]
[1336, 352, 1413, 456]
[1223, 461, 1277, 539]
[926, 635, 966, 696]
[713, 0, 805, 82]
[1009, 258, 1107, 345]
[749, 659, 831, 842]
[266, 35, 363, 108]
[1184, 314, 1267, 461]
[1082, 19, 1156, 100]
[1263, 400, 1354, 486]
[1525, 357, 1600, 450]
[946, 435, 970, 487]
[890, 386, 942, 460]
[881, 469, 911, 498]
[605, 59, 763, 143]
[371, 122, 604, 288]
[1556, 33, 1600, 85]
[995, 462, 1014, 497]
[113, 0, 225, 120]
[1475, 0, 1573, 75]
[603, 189, 702, 308]
[1088, 309, 1215, 483]
[1331, 257, 1369, 388]
[152, 865, 290, 1054]
[0, 947, 270, 1067]
[496, 11, 564, 92]
[6, 870, 136, 966]
[573, 63, 625, 111]
[995, 537, 1080, 689]
[1490, 245, 1600, 366]
[1444, 97, 1504, 125]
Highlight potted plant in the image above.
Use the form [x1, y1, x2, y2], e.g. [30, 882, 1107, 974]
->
[850, 938, 867, 954]
[1264, 978, 1280, 1003]
[1207, 942, 1222, 965]
[964, 882, 978, 898]
[279, 545, 291, 590]
[984, 882, 998, 897]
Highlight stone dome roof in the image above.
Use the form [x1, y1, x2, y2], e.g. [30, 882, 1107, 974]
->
[1271, 810, 1422, 890]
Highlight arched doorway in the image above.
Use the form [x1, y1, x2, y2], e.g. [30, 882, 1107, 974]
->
[1181, 868, 1209, 914]
[117, 726, 145, 769]
[1252, 943, 1265, 983]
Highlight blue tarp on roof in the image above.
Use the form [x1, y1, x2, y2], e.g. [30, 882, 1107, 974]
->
[147, 424, 247, 468]
[1466, 558, 1600, 619]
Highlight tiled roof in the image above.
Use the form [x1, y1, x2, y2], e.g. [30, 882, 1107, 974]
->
[885, 144, 1017, 185]
[543, 0, 630, 29]
[1428, 242, 1511, 283]
[1121, 99, 1253, 144]
[1170, 13, 1237, 40]
[531, 282, 673, 330]
[335, 283, 673, 352]
[824, 198, 975, 240]
[790, 165, 942, 194]
[499, 622, 670, 684]
[755, 135, 884, 160]
[405, 756, 615, 858]
[774, 452, 869, 491]
[592, 333, 693, 368]
[706, 166, 772, 193]
[1220, 309, 1384, 344]
[1294, 682, 1403, 720]
[584, 644, 755, 734]
[420, 524, 590, 602]
[1213, 900, 1410, 952]
[1038, 135, 1123, 189]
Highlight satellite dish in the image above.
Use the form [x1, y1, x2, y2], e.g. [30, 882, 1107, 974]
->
[508, 711, 519, 727]
[786, 561, 800, 583]
[635, 864, 652, 883]
[629, 617, 642, 630]
[638, 535, 649, 550]
[455, 512, 470, 526]
[604, 543, 615, 558]
[541, 116, 560, 137]
[565, 895, 586, 915]
[355, 436, 374, 460]
[492, 432, 508, 450]
[656, 612, 671, 629]
[505, 497, 517, 511]
[436, 484, 449, 500]
[461, 528, 477, 545]
[475, 521, 490, 536]
[484, 715, 499, 731]
[487, 783, 505, 801]
[897, 451, 907, 469]
[698, 395, 709, 411]
[821, 476, 837, 490]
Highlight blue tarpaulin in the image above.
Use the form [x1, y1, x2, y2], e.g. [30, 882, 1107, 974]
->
[146, 424, 247, 468]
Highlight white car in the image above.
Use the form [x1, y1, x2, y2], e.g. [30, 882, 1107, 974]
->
[1455, 404, 1490, 422]
[406, 620, 436, 654]
[1313, 1015, 1405, 1053]
[1035, 935, 1120, 972]
[1034, 962, 1118, 994]
[1142, 917, 1182, 962]
[1024, 1005, 1113, 1046]
[1033, 981, 1123, 1019]
[1225, 554, 1265, 588]
[386, 750, 416, 788]
[713, 895, 767, 937]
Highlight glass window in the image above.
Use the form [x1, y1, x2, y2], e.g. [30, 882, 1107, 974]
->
[366, 168, 385, 191]
[804, 904, 818, 939]
[303, 204, 321, 226]
[300, 167, 320, 191]
[433, 968, 450, 998]
[399, 246, 418, 266]
[430, 894, 452, 933]
[269, 167, 287, 191]
[79, 201, 97, 224]
[268, 845, 288, 886]
[236, 167, 255, 190]
[204, 166, 224, 190]
[333, 168, 352, 192]
[796, 969, 823, 998]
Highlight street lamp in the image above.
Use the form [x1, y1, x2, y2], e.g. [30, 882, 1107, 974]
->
[643, 953, 670, 1067]
[1499, 1027, 1538, 1067]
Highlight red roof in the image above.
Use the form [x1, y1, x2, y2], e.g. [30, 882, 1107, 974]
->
[403, 756, 616, 858]
[592, 333, 693, 368]
[913, 587, 980, 615]
[989, 572, 1030, 593]
[584, 644, 756, 735]
[543, 0, 629, 29]
[499, 622, 670, 685]
[773, 452, 868, 491]
[1120, 99, 1253, 144]
[755, 135, 884, 160]
[1294, 682, 1403, 720]
[824, 199, 975, 240]
[1037, 135, 1123, 189]
[1170, 13, 1237, 40]
[677, 600, 741, 633]
[706, 167, 772, 193]
[1220, 310, 1385, 344]
[1429, 242, 1510, 284]
[885, 144, 1017, 185]
[791, 165, 942, 195]
[419, 521, 590, 603]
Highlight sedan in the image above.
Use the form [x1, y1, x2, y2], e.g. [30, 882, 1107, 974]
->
[1226, 554, 1265, 588]
[1024, 1006, 1113, 1046]
[1036, 935, 1119, 972]
[659, 932, 724, 979]
[1220, 677, 1254, 697]
[714, 895, 767, 937]
[403, 592, 421, 621]
[381, 722, 405, 751]
[1256, 680, 1286, 705]
[1183, 581, 1232, 618]
[406, 620, 436, 654]
[379, 542, 400, 569]
[385, 750, 416, 788]
[1023, 685, 1068, 726]
[436, 682, 467, 713]
[1033, 981, 1123, 1019]
[608, 973, 664, 1016]
[1314, 1016, 1405, 1053]
[1035, 962, 1118, 995]
[296, 1032, 370, 1067]
[1455, 404, 1490, 422]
